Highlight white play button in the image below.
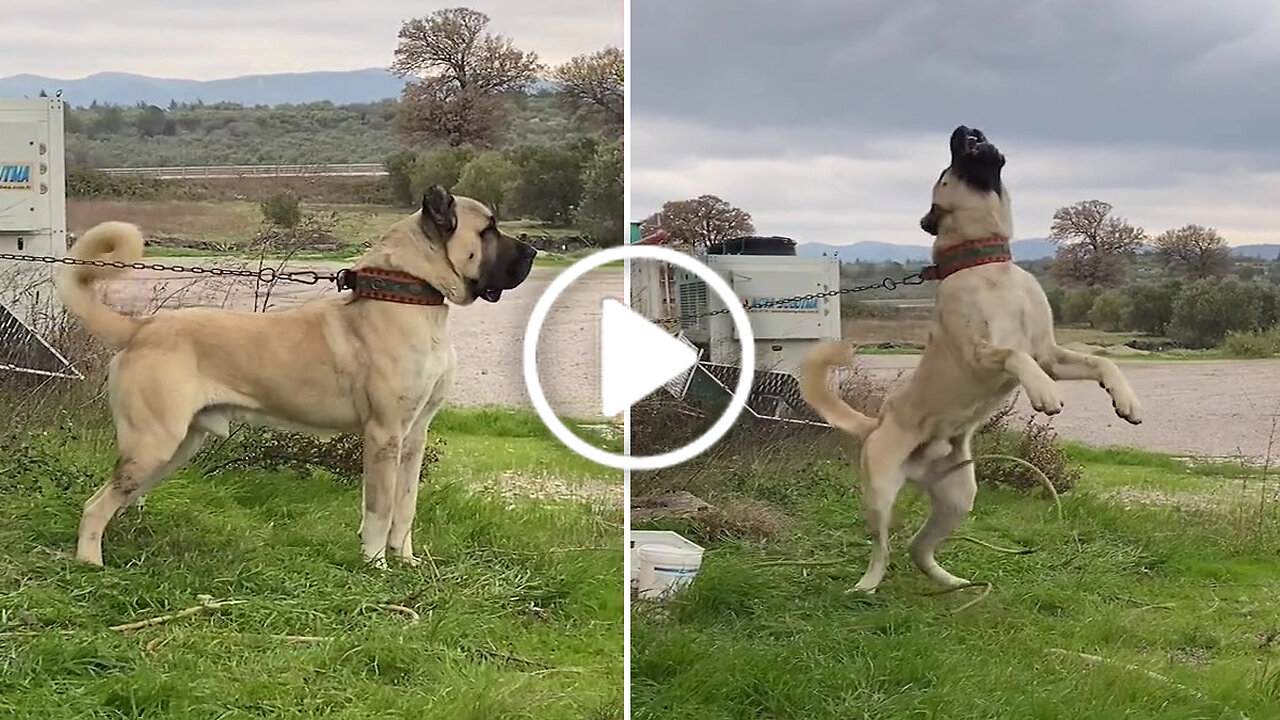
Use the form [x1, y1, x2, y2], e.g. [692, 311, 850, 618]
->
[523, 244, 755, 471]
[598, 298, 698, 417]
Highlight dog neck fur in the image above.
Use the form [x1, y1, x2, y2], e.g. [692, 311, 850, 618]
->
[933, 188, 1013, 253]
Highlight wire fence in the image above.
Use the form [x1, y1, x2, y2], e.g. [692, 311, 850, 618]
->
[97, 163, 387, 179]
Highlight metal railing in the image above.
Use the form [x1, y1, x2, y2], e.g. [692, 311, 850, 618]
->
[97, 163, 387, 179]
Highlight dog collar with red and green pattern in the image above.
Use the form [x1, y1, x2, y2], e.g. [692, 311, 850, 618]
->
[920, 236, 1013, 281]
[335, 267, 445, 306]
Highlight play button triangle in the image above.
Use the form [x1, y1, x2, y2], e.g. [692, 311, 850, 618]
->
[599, 298, 698, 417]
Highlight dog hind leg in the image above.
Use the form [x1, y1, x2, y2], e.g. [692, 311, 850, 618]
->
[909, 434, 977, 588]
[76, 427, 206, 566]
[1047, 346, 1142, 424]
[852, 424, 913, 593]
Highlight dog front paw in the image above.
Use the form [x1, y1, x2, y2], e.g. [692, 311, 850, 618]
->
[1025, 382, 1064, 416]
[1112, 392, 1142, 425]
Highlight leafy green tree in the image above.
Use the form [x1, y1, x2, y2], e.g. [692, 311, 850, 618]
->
[574, 139, 623, 246]
[1058, 288, 1100, 324]
[1125, 282, 1180, 335]
[506, 140, 594, 224]
[408, 146, 477, 204]
[454, 151, 517, 215]
[137, 105, 168, 138]
[1169, 278, 1260, 348]
[1087, 290, 1132, 331]
[90, 106, 125, 137]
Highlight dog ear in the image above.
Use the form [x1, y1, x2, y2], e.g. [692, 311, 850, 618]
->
[950, 126, 971, 158]
[421, 185, 457, 237]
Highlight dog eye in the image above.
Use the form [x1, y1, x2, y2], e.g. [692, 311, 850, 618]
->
[469, 252, 475, 260]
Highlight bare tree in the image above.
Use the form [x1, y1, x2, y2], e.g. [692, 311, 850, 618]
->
[641, 195, 755, 247]
[551, 47, 623, 131]
[1152, 224, 1231, 279]
[391, 7, 541, 146]
[1049, 200, 1146, 287]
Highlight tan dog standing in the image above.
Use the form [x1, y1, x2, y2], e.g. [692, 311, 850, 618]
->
[803, 126, 1141, 593]
[56, 186, 536, 567]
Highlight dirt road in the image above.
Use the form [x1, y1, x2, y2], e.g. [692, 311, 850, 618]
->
[96, 260, 620, 419]
[859, 354, 1280, 463]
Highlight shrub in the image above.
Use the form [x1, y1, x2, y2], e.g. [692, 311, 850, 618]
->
[1087, 290, 1132, 331]
[1168, 278, 1260, 348]
[975, 401, 1081, 493]
[384, 149, 419, 206]
[1221, 329, 1280, 358]
[66, 166, 163, 199]
[196, 425, 444, 485]
[259, 191, 302, 229]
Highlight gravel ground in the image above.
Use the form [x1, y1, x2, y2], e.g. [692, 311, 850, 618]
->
[93, 260, 620, 420]
[859, 354, 1280, 463]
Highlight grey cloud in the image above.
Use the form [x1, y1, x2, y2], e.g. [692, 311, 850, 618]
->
[632, 0, 1280, 152]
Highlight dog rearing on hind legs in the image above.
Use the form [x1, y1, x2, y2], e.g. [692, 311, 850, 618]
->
[801, 125, 1142, 593]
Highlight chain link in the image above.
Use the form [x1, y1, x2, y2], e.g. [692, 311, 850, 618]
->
[654, 271, 929, 327]
[0, 252, 337, 286]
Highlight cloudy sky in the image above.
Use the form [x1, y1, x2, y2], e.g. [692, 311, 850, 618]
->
[631, 0, 1280, 247]
[4, 0, 620, 79]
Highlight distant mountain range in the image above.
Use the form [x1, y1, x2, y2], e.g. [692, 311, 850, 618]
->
[797, 239, 1279, 263]
[1233, 244, 1280, 260]
[0, 69, 561, 107]
[797, 238, 1057, 262]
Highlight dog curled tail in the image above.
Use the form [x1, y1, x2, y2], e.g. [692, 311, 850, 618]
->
[55, 221, 146, 348]
[801, 341, 878, 439]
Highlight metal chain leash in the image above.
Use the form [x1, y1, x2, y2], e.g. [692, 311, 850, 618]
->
[0, 252, 338, 286]
[654, 270, 930, 327]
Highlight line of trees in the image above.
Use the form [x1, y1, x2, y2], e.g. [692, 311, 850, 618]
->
[1048, 200, 1233, 287]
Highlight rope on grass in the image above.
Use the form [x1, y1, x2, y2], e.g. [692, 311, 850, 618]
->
[954, 534, 1035, 554]
[1046, 648, 1249, 720]
[362, 603, 421, 622]
[0, 595, 245, 638]
[973, 453, 1062, 521]
[109, 595, 246, 632]
[925, 581, 993, 614]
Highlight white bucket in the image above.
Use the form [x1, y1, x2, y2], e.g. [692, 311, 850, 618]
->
[631, 530, 705, 600]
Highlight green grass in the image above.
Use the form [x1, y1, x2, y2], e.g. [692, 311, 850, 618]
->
[632, 443, 1280, 719]
[0, 407, 622, 719]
